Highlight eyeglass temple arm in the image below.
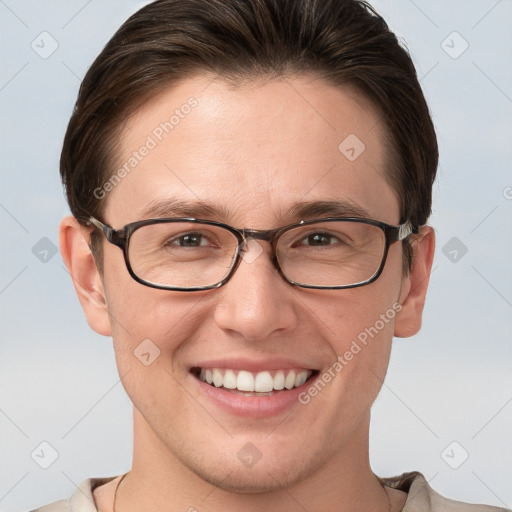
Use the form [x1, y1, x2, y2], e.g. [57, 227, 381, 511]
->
[398, 220, 417, 240]
[88, 216, 115, 242]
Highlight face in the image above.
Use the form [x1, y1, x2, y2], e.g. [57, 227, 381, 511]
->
[69, 74, 427, 492]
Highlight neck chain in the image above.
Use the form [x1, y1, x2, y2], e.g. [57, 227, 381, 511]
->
[112, 473, 127, 512]
[112, 474, 392, 512]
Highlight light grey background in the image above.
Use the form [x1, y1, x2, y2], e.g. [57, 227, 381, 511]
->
[0, 0, 511, 510]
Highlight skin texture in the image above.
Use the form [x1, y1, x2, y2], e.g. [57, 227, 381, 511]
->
[60, 74, 435, 512]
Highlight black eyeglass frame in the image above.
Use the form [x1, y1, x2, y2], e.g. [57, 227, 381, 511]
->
[88, 216, 417, 292]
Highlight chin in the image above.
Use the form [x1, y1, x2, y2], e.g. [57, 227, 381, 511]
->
[181, 444, 319, 495]
[192, 462, 301, 494]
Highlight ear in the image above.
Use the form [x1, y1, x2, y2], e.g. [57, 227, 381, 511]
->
[394, 226, 435, 338]
[59, 216, 112, 336]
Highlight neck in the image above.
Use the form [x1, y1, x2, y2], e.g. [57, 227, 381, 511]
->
[113, 408, 393, 512]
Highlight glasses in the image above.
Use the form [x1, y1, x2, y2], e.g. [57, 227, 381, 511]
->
[88, 216, 416, 291]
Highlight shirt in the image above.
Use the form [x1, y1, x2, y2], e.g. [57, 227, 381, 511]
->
[30, 471, 510, 511]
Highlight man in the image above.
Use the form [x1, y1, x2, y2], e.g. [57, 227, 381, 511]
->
[33, 0, 508, 510]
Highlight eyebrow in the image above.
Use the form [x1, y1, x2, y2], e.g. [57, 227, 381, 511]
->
[140, 198, 232, 220]
[138, 197, 372, 223]
[286, 199, 371, 220]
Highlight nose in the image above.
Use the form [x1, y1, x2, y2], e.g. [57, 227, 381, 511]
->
[213, 238, 298, 341]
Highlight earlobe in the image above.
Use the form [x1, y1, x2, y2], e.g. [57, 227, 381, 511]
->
[394, 226, 436, 338]
[59, 215, 112, 336]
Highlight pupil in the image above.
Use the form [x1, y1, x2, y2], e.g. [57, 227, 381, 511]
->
[181, 234, 200, 246]
[308, 234, 329, 246]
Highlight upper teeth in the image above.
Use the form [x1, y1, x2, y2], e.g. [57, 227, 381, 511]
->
[198, 368, 312, 392]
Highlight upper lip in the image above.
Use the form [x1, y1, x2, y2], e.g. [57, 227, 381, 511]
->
[190, 357, 319, 373]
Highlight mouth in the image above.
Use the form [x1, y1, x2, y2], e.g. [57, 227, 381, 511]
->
[190, 367, 320, 397]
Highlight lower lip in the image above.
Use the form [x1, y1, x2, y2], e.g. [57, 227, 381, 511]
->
[191, 372, 318, 418]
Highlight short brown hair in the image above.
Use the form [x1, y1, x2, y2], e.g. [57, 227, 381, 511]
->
[60, 0, 438, 271]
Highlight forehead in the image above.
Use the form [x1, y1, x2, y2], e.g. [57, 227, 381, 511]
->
[105, 74, 399, 227]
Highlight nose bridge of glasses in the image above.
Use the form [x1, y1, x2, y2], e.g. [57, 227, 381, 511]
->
[240, 228, 277, 243]
[238, 228, 282, 258]
[235, 228, 282, 271]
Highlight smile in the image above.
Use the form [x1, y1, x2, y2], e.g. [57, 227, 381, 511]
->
[191, 367, 318, 396]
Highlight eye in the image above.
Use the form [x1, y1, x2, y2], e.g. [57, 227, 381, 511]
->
[295, 231, 343, 247]
[167, 232, 216, 248]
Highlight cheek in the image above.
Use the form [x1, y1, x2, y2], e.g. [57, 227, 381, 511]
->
[297, 310, 396, 442]
[337, 313, 395, 391]
[313, 279, 400, 349]
[104, 277, 206, 373]
[303, 284, 400, 405]
[106, 293, 208, 422]
[332, 306, 395, 384]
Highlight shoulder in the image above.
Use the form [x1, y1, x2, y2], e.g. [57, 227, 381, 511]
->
[29, 476, 119, 512]
[30, 500, 71, 512]
[381, 471, 510, 512]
